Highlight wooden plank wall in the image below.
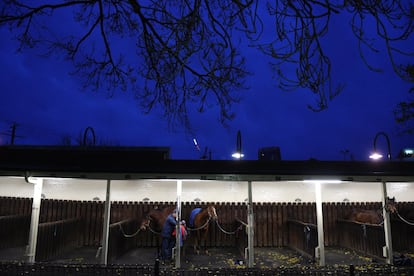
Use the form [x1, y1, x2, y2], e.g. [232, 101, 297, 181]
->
[36, 218, 83, 261]
[337, 219, 385, 258]
[1, 197, 413, 252]
[0, 197, 32, 216]
[0, 215, 31, 249]
[286, 219, 317, 259]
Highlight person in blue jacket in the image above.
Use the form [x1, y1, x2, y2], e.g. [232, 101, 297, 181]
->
[161, 209, 177, 260]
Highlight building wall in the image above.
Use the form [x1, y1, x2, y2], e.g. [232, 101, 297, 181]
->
[1, 177, 413, 203]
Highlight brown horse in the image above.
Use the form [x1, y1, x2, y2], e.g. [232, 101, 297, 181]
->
[140, 206, 176, 233]
[187, 205, 218, 254]
[346, 197, 399, 225]
[347, 208, 383, 224]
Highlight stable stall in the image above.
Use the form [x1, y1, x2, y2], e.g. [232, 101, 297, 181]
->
[0, 145, 414, 272]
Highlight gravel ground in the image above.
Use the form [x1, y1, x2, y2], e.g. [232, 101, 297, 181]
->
[0, 245, 390, 269]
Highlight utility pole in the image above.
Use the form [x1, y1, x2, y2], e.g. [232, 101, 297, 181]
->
[0, 122, 23, 145]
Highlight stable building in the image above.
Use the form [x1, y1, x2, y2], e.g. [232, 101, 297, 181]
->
[0, 145, 414, 273]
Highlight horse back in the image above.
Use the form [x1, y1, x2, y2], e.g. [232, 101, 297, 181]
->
[348, 209, 382, 224]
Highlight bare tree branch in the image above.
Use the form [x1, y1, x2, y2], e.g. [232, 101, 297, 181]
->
[254, 0, 413, 111]
[1, 0, 412, 126]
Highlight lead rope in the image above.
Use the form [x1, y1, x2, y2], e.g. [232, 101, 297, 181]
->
[396, 211, 414, 226]
[148, 224, 162, 235]
[187, 217, 212, 231]
[118, 223, 143, 238]
[215, 220, 242, 235]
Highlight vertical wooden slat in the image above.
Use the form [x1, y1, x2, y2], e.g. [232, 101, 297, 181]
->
[275, 202, 281, 247]
[280, 203, 286, 247]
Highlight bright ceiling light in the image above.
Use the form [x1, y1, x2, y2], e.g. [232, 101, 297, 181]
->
[303, 180, 342, 184]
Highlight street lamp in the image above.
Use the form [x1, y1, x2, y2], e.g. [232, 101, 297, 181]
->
[232, 130, 244, 159]
[369, 131, 392, 161]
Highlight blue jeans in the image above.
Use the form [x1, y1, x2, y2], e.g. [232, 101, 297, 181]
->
[161, 237, 175, 260]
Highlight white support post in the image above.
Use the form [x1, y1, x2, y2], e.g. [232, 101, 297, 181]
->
[315, 182, 325, 266]
[247, 181, 254, 268]
[381, 181, 393, 264]
[101, 179, 111, 265]
[26, 177, 43, 264]
[175, 180, 182, 268]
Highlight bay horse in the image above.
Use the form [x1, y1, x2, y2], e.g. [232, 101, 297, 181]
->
[138, 206, 176, 257]
[187, 205, 218, 255]
[140, 206, 176, 233]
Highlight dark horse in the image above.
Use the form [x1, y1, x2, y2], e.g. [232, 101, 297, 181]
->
[187, 205, 218, 254]
[140, 206, 176, 233]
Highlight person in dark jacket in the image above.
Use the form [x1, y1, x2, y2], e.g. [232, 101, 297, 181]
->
[161, 209, 177, 260]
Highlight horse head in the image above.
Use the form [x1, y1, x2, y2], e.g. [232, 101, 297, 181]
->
[386, 197, 397, 214]
[139, 206, 175, 232]
[207, 205, 218, 221]
[139, 213, 152, 230]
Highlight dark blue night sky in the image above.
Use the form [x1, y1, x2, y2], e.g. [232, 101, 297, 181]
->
[0, 2, 413, 161]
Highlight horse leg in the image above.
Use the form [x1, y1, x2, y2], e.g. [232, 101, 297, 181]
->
[201, 229, 209, 255]
[194, 231, 201, 255]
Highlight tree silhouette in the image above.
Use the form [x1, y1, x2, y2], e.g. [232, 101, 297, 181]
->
[1, 1, 413, 127]
[394, 64, 414, 134]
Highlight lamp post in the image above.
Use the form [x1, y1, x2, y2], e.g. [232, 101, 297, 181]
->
[369, 131, 392, 161]
[231, 130, 244, 159]
[368, 132, 394, 263]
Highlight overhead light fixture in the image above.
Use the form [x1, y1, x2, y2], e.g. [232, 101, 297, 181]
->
[369, 152, 383, 160]
[231, 152, 244, 159]
[369, 131, 392, 161]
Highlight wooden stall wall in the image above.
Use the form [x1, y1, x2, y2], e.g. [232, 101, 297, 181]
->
[0, 196, 32, 216]
[0, 197, 32, 249]
[323, 202, 383, 247]
[39, 199, 104, 247]
[1, 196, 414, 261]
